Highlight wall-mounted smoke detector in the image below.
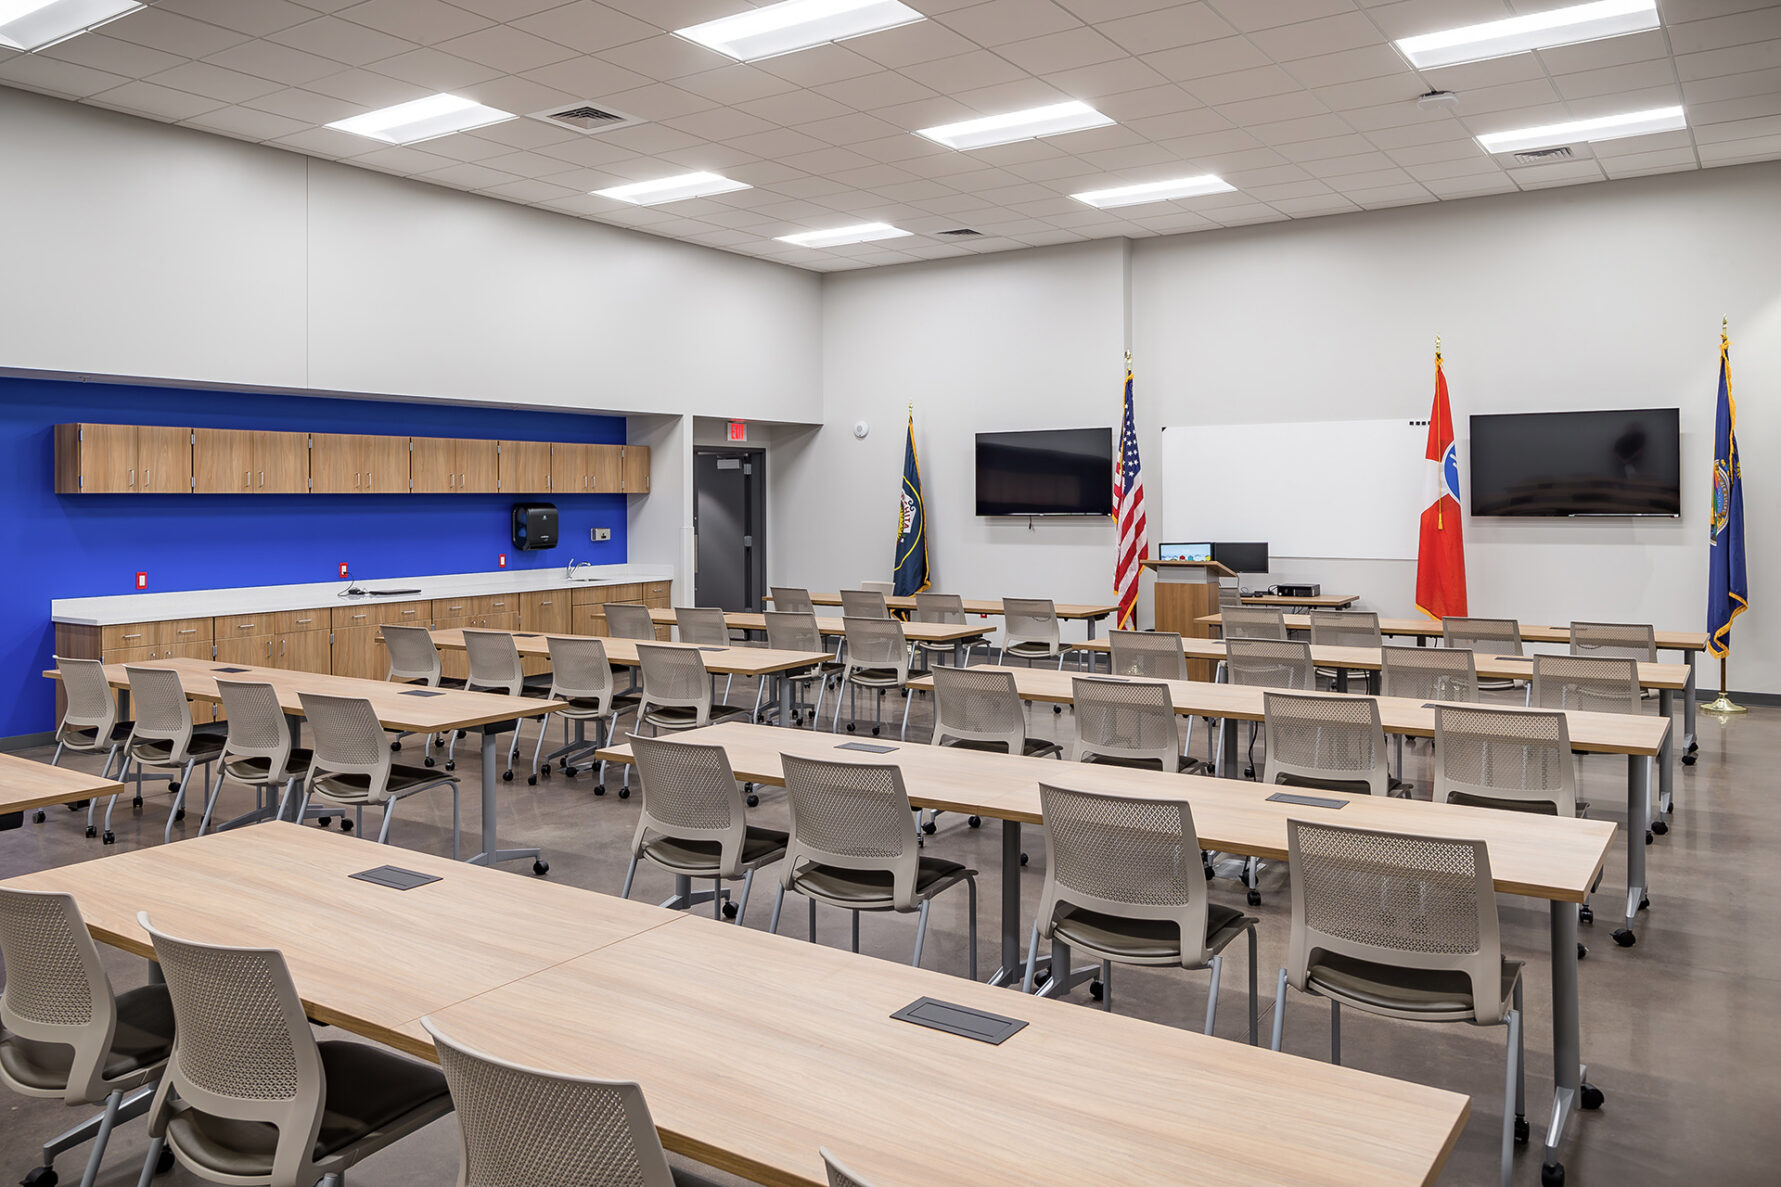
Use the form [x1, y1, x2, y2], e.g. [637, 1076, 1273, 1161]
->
[528, 103, 644, 135]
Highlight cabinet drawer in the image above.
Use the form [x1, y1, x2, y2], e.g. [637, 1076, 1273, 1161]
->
[216, 610, 304, 637]
[102, 617, 212, 651]
[570, 583, 638, 607]
[331, 600, 427, 629]
[434, 594, 511, 619]
[519, 591, 571, 634]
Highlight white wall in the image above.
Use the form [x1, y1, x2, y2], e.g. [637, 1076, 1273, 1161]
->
[0, 88, 822, 424]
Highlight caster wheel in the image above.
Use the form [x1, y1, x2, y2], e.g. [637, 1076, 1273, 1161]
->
[502, 770, 514, 782]
[1515, 1116, 1530, 1145]
[157, 1145, 175, 1174]
[340, 819, 353, 834]
[1541, 1162, 1565, 1187]
[21, 1166, 58, 1186]
[1645, 830, 1653, 845]
[1579, 905, 1594, 925]
[845, 723, 856, 732]
[1639, 895, 1650, 911]
[1682, 753, 1695, 766]
[564, 765, 578, 777]
[722, 901, 739, 919]
[746, 794, 759, 807]
[1089, 980, 1103, 1001]
[445, 761, 455, 772]
[86, 825, 97, 838]
[133, 796, 143, 809]
[871, 726, 881, 736]
[1247, 889, 1262, 907]
[532, 859, 550, 876]
[1204, 864, 1216, 881]
[594, 787, 606, 797]
[32, 810, 46, 823]
[922, 820, 937, 835]
[968, 815, 981, 828]
[1019, 851, 1029, 866]
[541, 764, 551, 777]
[1687, 740, 1698, 754]
[1578, 942, 1588, 960]
[169, 782, 180, 794]
[1052, 705, 1062, 715]
[527, 775, 538, 786]
[1243, 767, 1255, 779]
[173, 809, 185, 823]
[390, 741, 401, 752]
[424, 757, 436, 768]
[318, 815, 333, 827]
[1652, 820, 1669, 836]
[1612, 928, 1636, 947]
[103, 831, 115, 844]
[1580, 1083, 1604, 1110]
[618, 788, 630, 799]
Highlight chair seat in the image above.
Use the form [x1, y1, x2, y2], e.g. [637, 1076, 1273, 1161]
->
[164, 1041, 451, 1178]
[791, 857, 974, 910]
[222, 749, 314, 785]
[556, 693, 638, 719]
[641, 826, 790, 875]
[311, 764, 455, 803]
[641, 703, 751, 730]
[944, 737, 1061, 759]
[130, 732, 227, 766]
[1050, 903, 1252, 964]
[0, 984, 174, 1092]
[844, 667, 904, 687]
[916, 635, 985, 651]
[60, 721, 135, 748]
[786, 661, 845, 683]
[1446, 791, 1560, 815]
[1306, 951, 1523, 1019]
[1005, 641, 1058, 657]
[1276, 772, 1377, 796]
[1083, 752, 1198, 773]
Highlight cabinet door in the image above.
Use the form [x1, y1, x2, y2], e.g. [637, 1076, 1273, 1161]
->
[331, 625, 388, 681]
[361, 436, 410, 494]
[461, 439, 499, 493]
[256, 431, 310, 493]
[500, 441, 552, 493]
[216, 634, 277, 668]
[550, 443, 589, 494]
[309, 434, 359, 493]
[590, 444, 624, 493]
[521, 591, 570, 634]
[278, 630, 333, 674]
[622, 445, 650, 493]
[137, 426, 191, 493]
[81, 424, 144, 493]
[193, 429, 256, 493]
[410, 437, 457, 493]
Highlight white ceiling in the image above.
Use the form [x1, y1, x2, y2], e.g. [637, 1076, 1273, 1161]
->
[4, 0, 1779, 271]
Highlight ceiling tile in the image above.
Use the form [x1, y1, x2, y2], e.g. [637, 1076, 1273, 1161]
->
[437, 25, 581, 74]
[1100, 3, 1236, 54]
[456, 74, 581, 114]
[598, 34, 733, 81]
[511, 2, 659, 55]
[179, 103, 310, 141]
[1303, 148, 1403, 175]
[1040, 54, 1170, 98]
[336, 0, 494, 45]
[1600, 145, 1700, 177]
[1248, 11, 1382, 61]
[666, 105, 779, 140]
[448, 0, 570, 18]
[816, 69, 942, 111]
[1183, 64, 1302, 106]
[938, 0, 1084, 47]
[996, 26, 1128, 75]
[1699, 132, 1781, 165]
[1675, 41, 1781, 83]
[1141, 36, 1272, 82]
[1688, 92, 1781, 126]
[0, 54, 127, 99]
[1551, 58, 1678, 101]
[242, 85, 365, 124]
[1533, 29, 1670, 73]
[366, 46, 506, 91]
[268, 16, 416, 65]
[39, 33, 183, 79]
[1421, 173, 1516, 198]
[421, 160, 524, 189]
[846, 19, 979, 69]
[897, 48, 1032, 93]
[1278, 132, 1378, 161]
[1669, 6, 1781, 55]
[599, 80, 717, 120]
[1363, 0, 1512, 42]
[1285, 44, 1412, 88]
[204, 40, 353, 86]
[88, 79, 229, 121]
[1214, 90, 1328, 125]
[520, 55, 654, 99]
[753, 42, 881, 87]
[149, 61, 288, 104]
[1681, 65, 1781, 106]
[156, 0, 315, 37]
[101, 7, 254, 57]
[1207, 0, 1359, 34]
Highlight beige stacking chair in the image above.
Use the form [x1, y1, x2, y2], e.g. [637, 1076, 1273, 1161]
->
[1443, 616, 1524, 692]
[1261, 691, 1400, 799]
[382, 623, 461, 769]
[770, 586, 816, 615]
[294, 692, 462, 857]
[925, 665, 1060, 835]
[999, 598, 1089, 669]
[1310, 609, 1382, 691]
[117, 665, 226, 846]
[1069, 677, 1193, 773]
[603, 602, 659, 641]
[196, 679, 313, 836]
[833, 617, 914, 739]
[913, 592, 991, 667]
[462, 629, 552, 783]
[1379, 644, 1480, 786]
[51, 656, 135, 838]
[761, 610, 843, 726]
[528, 635, 637, 788]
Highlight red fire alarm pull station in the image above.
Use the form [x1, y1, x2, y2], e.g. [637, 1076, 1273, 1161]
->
[135, 571, 147, 591]
[727, 420, 747, 442]
[498, 553, 507, 569]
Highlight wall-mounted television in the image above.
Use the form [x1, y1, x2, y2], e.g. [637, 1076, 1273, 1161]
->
[1469, 409, 1681, 517]
[975, 428, 1114, 517]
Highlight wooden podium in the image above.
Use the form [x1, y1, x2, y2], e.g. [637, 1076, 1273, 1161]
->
[1142, 559, 1236, 681]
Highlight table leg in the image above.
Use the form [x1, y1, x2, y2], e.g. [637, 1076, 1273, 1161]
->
[1085, 618, 1098, 640]
[469, 719, 543, 872]
[1682, 653, 1698, 759]
[1542, 899, 1597, 1184]
[953, 640, 965, 668]
[1656, 690, 1675, 824]
[661, 872, 728, 911]
[1614, 755, 1650, 946]
[1335, 668, 1349, 693]
[1218, 717, 1240, 779]
[778, 675, 792, 729]
[988, 821, 1024, 986]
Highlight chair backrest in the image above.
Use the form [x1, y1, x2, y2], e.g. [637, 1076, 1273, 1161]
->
[821, 1148, 876, 1187]
[0, 888, 117, 1103]
[1530, 653, 1642, 716]
[859, 580, 895, 596]
[543, 635, 614, 704]
[141, 913, 331, 1185]
[123, 665, 196, 761]
[635, 644, 712, 720]
[463, 629, 524, 695]
[1224, 639, 1315, 690]
[1286, 821, 1507, 1023]
[215, 679, 293, 779]
[1443, 616, 1523, 657]
[604, 603, 658, 641]
[840, 617, 908, 682]
[424, 1019, 675, 1187]
[298, 692, 395, 802]
[770, 586, 816, 615]
[1217, 582, 1241, 612]
[382, 623, 442, 685]
[838, 589, 889, 619]
[1036, 783, 1214, 966]
[55, 655, 117, 742]
[1309, 610, 1381, 649]
[1379, 645, 1479, 703]
[1569, 621, 1657, 662]
[674, 606, 731, 647]
[764, 610, 825, 654]
[1261, 691, 1388, 797]
[913, 592, 966, 624]
[1220, 605, 1288, 641]
[1003, 598, 1061, 651]
[1107, 630, 1188, 681]
[628, 734, 748, 877]
[1434, 705, 1578, 816]
[930, 666, 1026, 754]
[1069, 677, 1179, 770]
[780, 754, 919, 910]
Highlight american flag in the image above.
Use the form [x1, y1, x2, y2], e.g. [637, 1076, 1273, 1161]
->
[1113, 367, 1148, 629]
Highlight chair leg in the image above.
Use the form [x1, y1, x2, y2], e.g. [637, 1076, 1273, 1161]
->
[808, 896, 817, 942]
[967, 876, 978, 981]
[1270, 968, 1289, 1051]
[851, 909, 861, 953]
[911, 898, 932, 967]
[1021, 920, 1041, 993]
[377, 801, 397, 844]
[164, 759, 194, 844]
[1246, 927, 1259, 1046]
[736, 868, 755, 925]
[197, 765, 227, 835]
[135, 1137, 166, 1187]
[768, 883, 786, 934]
[531, 713, 551, 778]
[1101, 960, 1114, 1012]
[621, 854, 639, 899]
[1202, 955, 1223, 1034]
[900, 688, 915, 740]
[74, 1088, 123, 1187]
[714, 878, 725, 920]
[1330, 999, 1342, 1065]
[1502, 1004, 1523, 1187]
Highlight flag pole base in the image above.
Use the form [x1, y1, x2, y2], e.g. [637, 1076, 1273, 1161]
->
[1704, 694, 1748, 716]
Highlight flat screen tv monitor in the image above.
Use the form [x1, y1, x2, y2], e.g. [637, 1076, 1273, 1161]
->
[975, 428, 1114, 517]
[1213, 541, 1269, 574]
[1470, 408, 1681, 517]
[1158, 542, 1213, 562]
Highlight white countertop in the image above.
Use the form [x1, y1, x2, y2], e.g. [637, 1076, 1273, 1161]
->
[51, 566, 675, 627]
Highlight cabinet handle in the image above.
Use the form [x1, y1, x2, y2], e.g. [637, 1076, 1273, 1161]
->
[401, 608, 416, 615]
[245, 470, 251, 488]
[539, 600, 553, 606]
[178, 628, 196, 635]
[260, 471, 265, 487]
[356, 472, 361, 489]
[145, 470, 150, 488]
[296, 617, 313, 625]
[237, 623, 257, 630]
[129, 468, 135, 488]
[280, 639, 285, 657]
[367, 471, 373, 490]
[352, 613, 367, 620]
[122, 633, 143, 640]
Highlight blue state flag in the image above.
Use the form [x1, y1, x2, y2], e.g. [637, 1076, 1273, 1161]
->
[1708, 327, 1748, 657]
[894, 411, 929, 597]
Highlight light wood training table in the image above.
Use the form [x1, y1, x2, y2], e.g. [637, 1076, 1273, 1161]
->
[0, 752, 123, 830]
[773, 593, 1121, 637]
[1240, 593, 1360, 608]
[4, 822, 1472, 1187]
[597, 720, 1611, 1187]
[646, 607, 989, 667]
[43, 658, 562, 874]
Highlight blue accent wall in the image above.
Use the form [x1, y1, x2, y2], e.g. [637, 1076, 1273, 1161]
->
[1, 375, 628, 738]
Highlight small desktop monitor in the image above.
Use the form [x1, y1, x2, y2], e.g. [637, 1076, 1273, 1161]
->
[1157, 542, 1213, 562]
[1213, 541, 1269, 574]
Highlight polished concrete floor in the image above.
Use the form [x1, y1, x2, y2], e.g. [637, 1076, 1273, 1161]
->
[2, 675, 1777, 1186]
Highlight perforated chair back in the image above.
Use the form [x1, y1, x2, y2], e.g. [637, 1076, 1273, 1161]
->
[674, 607, 731, 647]
[0, 888, 120, 1103]
[913, 592, 967, 624]
[628, 734, 748, 878]
[821, 1148, 876, 1187]
[424, 1019, 675, 1187]
[1569, 621, 1658, 662]
[764, 610, 825, 654]
[780, 754, 920, 911]
[215, 679, 293, 781]
[1262, 691, 1388, 796]
[635, 644, 713, 723]
[382, 624, 442, 685]
[299, 692, 395, 803]
[838, 589, 889, 619]
[1217, 582, 1242, 612]
[1434, 705, 1578, 817]
[771, 587, 816, 615]
[859, 580, 895, 596]
[54, 656, 119, 748]
[123, 666, 197, 763]
[930, 666, 1026, 753]
[543, 636, 615, 705]
[463, 629, 524, 695]
[1443, 616, 1523, 657]
[1310, 610, 1381, 649]
[603, 603, 658, 641]
[840, 617, 909, 684]
[1107, 630, 1188, 680]
[1003, 598, 1062, 653]
[1221, 606, 1288, 641]
[1286, 820, 1508, 1023]
[1069, 678, 1179, 770]
[1036, 783, 1215, 967]
[1380, 645, 1479, 703]
[1224, 639, 1315, 690]
[1530, 653, 1642, 716]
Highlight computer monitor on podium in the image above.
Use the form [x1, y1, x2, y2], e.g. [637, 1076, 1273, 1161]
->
[1157, 542, 1212, 562]
[1212, 541, 1268, 575]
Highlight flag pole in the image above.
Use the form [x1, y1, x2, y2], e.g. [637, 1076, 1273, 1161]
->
[1706, 657, 1747, 715]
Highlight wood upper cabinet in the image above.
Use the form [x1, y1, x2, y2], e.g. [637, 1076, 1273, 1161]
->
[193, 429, 308, 494]
[622, 445, 651, 493]
[549, 443, 626, 494]
[413, 437, 499, 493]
[500, 441, 552, 493]
[311, 434, 410, 493]
[55, 424, 192, 494]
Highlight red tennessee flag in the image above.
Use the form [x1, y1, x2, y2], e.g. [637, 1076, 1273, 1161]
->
[1415, 349, 1468, 620]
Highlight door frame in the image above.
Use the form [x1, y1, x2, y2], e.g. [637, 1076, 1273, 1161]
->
[693, 445, 767, 611]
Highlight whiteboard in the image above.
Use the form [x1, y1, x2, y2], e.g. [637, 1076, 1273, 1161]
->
[1158, 419, 1428, 561]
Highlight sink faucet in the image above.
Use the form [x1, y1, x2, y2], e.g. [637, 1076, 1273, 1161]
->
[566, 559, 596, 580]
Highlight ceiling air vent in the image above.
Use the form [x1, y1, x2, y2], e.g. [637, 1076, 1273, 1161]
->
[936, 228, 982, 237]
[527, 103, 644, 135]
[1511, 145, 1577, 165]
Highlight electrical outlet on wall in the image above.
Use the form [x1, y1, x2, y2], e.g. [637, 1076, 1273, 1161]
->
[498, 553, 507, 568]
[590, 527, 611, 542]
[338, 562, 349, 579]
[135, 571, 147, 591]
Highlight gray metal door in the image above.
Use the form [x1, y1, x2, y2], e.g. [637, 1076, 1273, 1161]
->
[694, 449, 764, 610]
